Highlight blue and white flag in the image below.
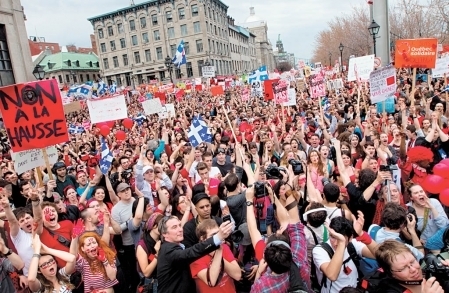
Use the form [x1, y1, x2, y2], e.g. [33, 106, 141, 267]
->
[188, 117, 212, 147]
[110, 82, 117, 94]
[68, 125, 85, 134]
[172, 40, 187, 68]
[99, 137, 113, 175]
[248, 65, 269, 83]
[133, 113, 147, 126]
[97, 80, 108, 96]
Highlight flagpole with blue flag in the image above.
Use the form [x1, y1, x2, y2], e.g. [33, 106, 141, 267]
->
[187, 116, 211, 147]
[99, 137, 113, 175]
[172, 40, 187, 68]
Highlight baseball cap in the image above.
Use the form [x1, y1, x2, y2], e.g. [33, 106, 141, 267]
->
[116, 182, 130, 193]
[192, 192, 210, 205]
[143, 165, 154, 174]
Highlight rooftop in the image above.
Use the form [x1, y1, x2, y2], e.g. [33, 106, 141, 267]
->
[38, 52, 100, 73]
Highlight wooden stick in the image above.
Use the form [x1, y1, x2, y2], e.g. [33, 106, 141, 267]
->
[36, 168, 43, 188]
[411, 68, 417, 107]
[42, 148, 53, 180]
[222, 104, 245, 161]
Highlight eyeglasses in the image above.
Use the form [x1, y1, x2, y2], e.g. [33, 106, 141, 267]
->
[39, 258, 55, 269]
[217, 148, 226, 154]
[390, 258, 419, 273]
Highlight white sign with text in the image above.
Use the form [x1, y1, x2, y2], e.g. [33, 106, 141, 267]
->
[347, 55, 375, 82]
[87, 95, 128, 123]
[13, 147, 58, 174]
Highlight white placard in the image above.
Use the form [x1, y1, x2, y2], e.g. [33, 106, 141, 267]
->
[142, 98, 163, 115]
[13, 146, 58, 174]
[347, 55, 375, 82]
[326, 79, 344, 91]
[202, 66, 216, 78]
[87, 95, 128, 123]
[369, 66, 397, 104]
[432, 57, 449, 78]
[251, 80, 263, 97]
[280, 72, 295, 83]
[158, 104, 175, 119]
[283, 88, 297, 106]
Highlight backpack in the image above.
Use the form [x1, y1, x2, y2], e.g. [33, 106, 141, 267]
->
[253, 196, 271, 233]
[306, 226, 328, 293]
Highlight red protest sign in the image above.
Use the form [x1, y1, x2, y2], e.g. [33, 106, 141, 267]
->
[154, 92, 166, 104]
[310, 73, 326, 98]
[272, 80, 289, 104]
[0, 79, 69, 152]
[211, 86, 224, 96]
[263, 79, 279, 100]
[395, 38, 438, 68]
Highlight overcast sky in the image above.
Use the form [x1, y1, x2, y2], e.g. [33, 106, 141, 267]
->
[21, 0, 364, 59]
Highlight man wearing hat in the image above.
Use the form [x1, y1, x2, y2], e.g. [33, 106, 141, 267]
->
[182, 192, 223, 248]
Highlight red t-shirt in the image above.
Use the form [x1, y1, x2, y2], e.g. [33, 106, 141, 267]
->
[190, 244, 237, 293]
[198, 178, 220, 196]
[40, 220, 74, 267]
[255, 239, 266, 262]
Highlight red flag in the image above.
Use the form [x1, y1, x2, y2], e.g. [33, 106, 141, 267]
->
[175, 89, 185, 101]
[263, 79, 279, 100]
[211, 86, 224, 96]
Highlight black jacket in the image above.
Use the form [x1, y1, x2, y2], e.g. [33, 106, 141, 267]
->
[157, 237, 218, 293]
[182, 216, 222, 248]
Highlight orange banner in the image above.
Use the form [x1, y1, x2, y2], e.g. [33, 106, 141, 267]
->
[0, 79, 69, 152]
[211, 86, 224, 96]
[394, 38, 438, 68]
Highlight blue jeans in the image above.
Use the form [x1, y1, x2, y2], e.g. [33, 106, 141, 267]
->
[143, 277, 158, 293]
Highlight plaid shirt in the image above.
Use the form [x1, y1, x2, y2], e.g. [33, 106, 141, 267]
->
[250, 222, 312, 293]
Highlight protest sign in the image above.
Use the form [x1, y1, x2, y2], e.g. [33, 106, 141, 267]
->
[251, 80, 263, 97]
[395, 38, 438, 68]
[272, 80, 288, 104]
[64, 101, 81, 114]
[211, 86, 224, 96]
[296, 79, 306, 91]
[13, 146, 58, 174]
[142, 98, 163, 115]
[310, 73, 326, 98]
[263, 79, 278, 100]
[283, 88, 297, 106]
[376, 96, 396, 113]
[202, 66, 216, 78]
[86, 94, 127, 124]
[326, 79, 343, 91]
[241, 88, 249, 101]
[347, 55, 375, 82]
[159, 104, 175, 119]
[432, 56, 449, 78]
[0, 79, 69, 152]
[369, 66, 397, 104]
[304, 66, 312, 77]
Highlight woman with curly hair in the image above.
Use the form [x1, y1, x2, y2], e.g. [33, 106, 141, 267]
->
[76, 232, 118, 293]
[307, 150, 327, 193]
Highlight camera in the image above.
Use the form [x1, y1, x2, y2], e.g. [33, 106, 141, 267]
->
[265, 164, 286, 179]
[254, 181, 269, 199]
[420, 253, 449, 289]
[379, 164, 398, 172]
[288, 159, 304, 175]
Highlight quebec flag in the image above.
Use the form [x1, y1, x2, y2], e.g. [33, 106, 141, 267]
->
[99, 137, 113, 175]
[172, 40, 187, 68]
[188, 117, 212, 147]
[110, 81, 117, 94]
[248, 65, 269, 83]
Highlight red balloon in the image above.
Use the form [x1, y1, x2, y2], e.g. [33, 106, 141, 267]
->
[440, 188, 449, 206]
[422, 175, 445, 194]
[441, 159, 449, 167]
[122, 118, 133, 129]
[433, 163, 449, 179]
[99, 125, 110, 137]
[443, 179, 449, 190]
[115, 130, 126, 141]
[106, 121, 115, 128]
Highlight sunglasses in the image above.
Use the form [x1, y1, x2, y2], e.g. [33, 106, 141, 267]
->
[39, 258, 55, 269]
[217, 148, 226, 154]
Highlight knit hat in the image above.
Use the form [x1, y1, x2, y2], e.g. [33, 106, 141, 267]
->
[146, 212, 163, 231]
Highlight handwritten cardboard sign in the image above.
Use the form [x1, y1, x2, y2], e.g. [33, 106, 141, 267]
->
[395, 38, 438, 68]
[86, 94, 127, 124]
[251, 80, 263, 97]
[369, 66, 397, 104]
[347, 55, 375, 82]
[158, 104, 175, 119]
[12, 146, 58, 174]
[0, 79, 69, 152]
[272, 80, 289, 104]
[142, 98, 163, 115]
[64, 101, 81, 114]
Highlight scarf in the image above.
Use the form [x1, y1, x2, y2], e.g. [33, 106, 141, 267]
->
[372, 193, 406, 225]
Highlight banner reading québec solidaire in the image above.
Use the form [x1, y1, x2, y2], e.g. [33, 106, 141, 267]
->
[395, 38, 438, 69]
[0, 79, 69, 152]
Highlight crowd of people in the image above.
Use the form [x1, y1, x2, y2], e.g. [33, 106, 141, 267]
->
[0, 66, 448, 293]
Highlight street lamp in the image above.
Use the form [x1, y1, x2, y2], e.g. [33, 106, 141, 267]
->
[204, 60, 211, 66]
[32, 64, 45, 80]
[338, 43, 344, 72]
[69, 70, 76, 84]
[328, 52, 332, 67]
[368, 20, 380, 56]
[164, 56, 174, 83]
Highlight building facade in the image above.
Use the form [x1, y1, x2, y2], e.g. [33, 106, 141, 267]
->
[0, 0, 34, 86]
[88, 0, 234, 86]
[227, 17, 257, 74]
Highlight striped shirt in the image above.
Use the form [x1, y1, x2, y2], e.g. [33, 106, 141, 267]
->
[75, 257, 118, 293]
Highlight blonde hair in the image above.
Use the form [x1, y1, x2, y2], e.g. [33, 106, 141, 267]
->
[375, 240, 413, 274]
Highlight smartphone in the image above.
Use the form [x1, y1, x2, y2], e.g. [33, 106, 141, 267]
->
[222, 215, 231, 223]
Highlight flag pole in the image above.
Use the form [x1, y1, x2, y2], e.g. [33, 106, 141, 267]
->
[222, 103, 245, 161]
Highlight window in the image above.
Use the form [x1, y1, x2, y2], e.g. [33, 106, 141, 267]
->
[67, 60, 72, 67]
[118, 23, 124, 34]
[193, 21, 201, 33]
[196, 39, 203, 53]
[212, 10, 215, 21]
[166, 11, 172, 22]
[80, 74, 84, 82]
[154, 30, 160, 41]
[142, 32, 149, 43]
[181, 24, 187, 36]
[170, 44, 176, 56]
[206, 21, 208, 32]
[191, 4, 198, 17]
[134, 51, 141, 63]
[86, 74, 90, 81]
[110, 40, 116, 51]
[214, 25, 217, 35]
[113, 56, 119, 67]
[168, 27, 175, 39]
[145, 49, 151, 62]
[140, 17, 146, 28]
[123, 54, 129, 66]
[151, 14, 158, 25]
[65, 74, 70, 82]
[98, 28, 104, 39]
[132, 35, 138, 46]
[129, 20, 136, 31]
[175, 68, 181, 79]
[186, 62, 193, 77]
[58, 75, 63, 83]
[212, 40, 215, 53]
[156, 47, 163, 60]
[100, 43, 106, 53]
[73, 75, 77, 83]
[103, 58, 109, 69]
[178, 7, 185, 20]
[120, 38, 126, 48]
[184, 42, 190, 54]
[107, 26, 113, 36]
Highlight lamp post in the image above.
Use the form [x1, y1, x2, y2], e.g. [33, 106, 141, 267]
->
[338, 43, 344, 72]
[328, 52, 332, 67]
[69, 70, 76, 84]
[368, 20, 380, 56]
[32, 64, 45, 80]
[164, 56, 174, 83]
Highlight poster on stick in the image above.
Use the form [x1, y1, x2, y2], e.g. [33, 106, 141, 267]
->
[283, 88, 297, 106]
[310, 73, 326, 98]
[64, 101, 82, 114]
[87, 94, 127, 124]
[142, 98, 163, 115]
[432, 56, 449, 78]
[12, 146, 58, 174]
[347, 55, 375, 82]
[395, 38, 438, 68]
[272, 80, 289, 104]
[369, 66, 397, 104]
[0, 79, 69, 152]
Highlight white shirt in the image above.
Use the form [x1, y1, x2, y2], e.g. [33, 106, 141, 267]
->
[189, 161, 221, 183]
[11, 229, 33, 276]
